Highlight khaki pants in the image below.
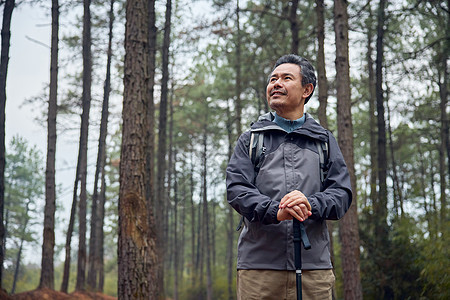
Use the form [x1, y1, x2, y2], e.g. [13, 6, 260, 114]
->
[237, 269, 335, 300]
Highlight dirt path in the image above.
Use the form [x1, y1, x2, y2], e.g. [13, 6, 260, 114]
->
[3, 288, 117, 300]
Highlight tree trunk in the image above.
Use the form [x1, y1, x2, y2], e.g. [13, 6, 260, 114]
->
[0, 0, 15, 287]
[11, 238, 22, 294]
[226, 0, 243, 297]
[167, 79, 174, 297]
[196, 189, 203, 287]
[118, 0, 157, 297]
[61, 159, 80, 293]
[226, 99, 234, 300]
[87, 0, 114, 291]
[316, 0, 328, 129]
[386, 94, 403, 217]
[418, 143, 434, 238]
[429, 150, 439, 237]
[289, 0, 299, 54]
[75, 0, 93, 290]
[447, 0, 450, 186]
[375, 0, 391, 297]
[180, 173, 186, 292]
[190, 149, 196, 286]
[173, 151, 179, 300]
[156, 0, 172, 297]
[39, 0, 58, 290]
[201, 119, 213, 300]
[12, 202, 30, 294]
[334, 0, 363, 299]
[211, 197, 217, 270]
[146, 0, 157, 294]
[367, 1, 378, 218]
[98, 159, 107, 291]
[146, 0, 157, 281]
[235, 0, 242, 136]
[438, 53, 448, 234]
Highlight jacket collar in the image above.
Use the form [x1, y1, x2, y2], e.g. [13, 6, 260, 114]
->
[251, 112, 328, 142]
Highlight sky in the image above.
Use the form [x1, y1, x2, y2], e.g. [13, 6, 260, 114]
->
[5, 3, 86, 265]
[6, 4, 50, 148]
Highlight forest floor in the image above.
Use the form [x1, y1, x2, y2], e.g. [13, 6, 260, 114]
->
[1, 288, 117, 299]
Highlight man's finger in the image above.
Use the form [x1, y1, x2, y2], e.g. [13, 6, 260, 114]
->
[287, 207, 305, 222]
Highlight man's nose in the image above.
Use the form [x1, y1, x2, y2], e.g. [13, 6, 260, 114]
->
[273, 78, 283, 87]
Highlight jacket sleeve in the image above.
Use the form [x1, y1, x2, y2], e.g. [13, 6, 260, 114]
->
[308, 132, 353, 221]
[226, 131, 280, 225]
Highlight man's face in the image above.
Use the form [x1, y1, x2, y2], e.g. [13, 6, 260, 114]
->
[266, 63, 313, 120]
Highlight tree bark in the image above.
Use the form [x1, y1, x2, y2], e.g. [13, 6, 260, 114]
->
[39, 0, 58, 290]
[201, 117, 212, 300]
[75, 0, 93, 290]
[446, 0, 450, 186]
[289, 0, 299, 54]
[189, 149, 196, 286]
[316, 0, 328, 129]
[367, 1, 378, 218]
[87, 0, 114, 291]
[334, 0, 363, 299]
[98, 147, 107, 291]
[173, 151, 179, 300]
[386, 94, 403, 217]
[438, 52, 448, 235]
[180, 173, 186, 292]
[226, 0, 243, 297]
[375, 0, 391, 297]
[61, 157, 80, 293]
[118, 0, 157, 297]
[0, 0, 15, 287]
[167, 79, 174, 298]
[196, 188, 203, 287]
[429, 150, 438, 237]
[12, 201, 30, 294]
[146, 0, 157, 273]
[235, 0, 242, 136]
[11, 237, 22, 294]
[226, 99, 234, 300]
[156, 0, 172, 297]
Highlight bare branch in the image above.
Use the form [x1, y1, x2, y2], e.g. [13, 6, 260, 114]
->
[25, 35, 50, 49]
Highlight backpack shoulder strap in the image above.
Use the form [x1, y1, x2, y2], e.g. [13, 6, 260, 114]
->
[250, 131, 265, 173]
[315, 138, 329, 184]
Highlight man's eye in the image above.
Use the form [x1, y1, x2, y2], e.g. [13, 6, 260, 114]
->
[270, 77, 277, 82]
[285, 76, 292, 80]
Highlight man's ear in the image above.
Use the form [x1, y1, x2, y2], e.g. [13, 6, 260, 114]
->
[303, 83, 314, 98]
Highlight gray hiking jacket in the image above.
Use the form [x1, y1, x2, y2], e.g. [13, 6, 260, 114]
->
[226, 112, 352, 270]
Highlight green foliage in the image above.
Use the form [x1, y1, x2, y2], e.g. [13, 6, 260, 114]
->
[3, 263, 41, 294]
[359, 215, 426, 299]
[174, 269, 232, 300]
[3, 136, 45, 293]
[389, 217, 426, 298]
[419, 221, 450, 299]
[102, 259, 118, 297]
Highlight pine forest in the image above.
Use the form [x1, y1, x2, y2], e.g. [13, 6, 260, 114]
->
[0, 0, 448, 299]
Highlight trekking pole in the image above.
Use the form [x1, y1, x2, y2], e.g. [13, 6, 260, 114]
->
[293, 219, 311, 300]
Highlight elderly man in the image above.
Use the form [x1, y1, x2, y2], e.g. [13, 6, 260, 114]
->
[226, 54, 352, 299]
